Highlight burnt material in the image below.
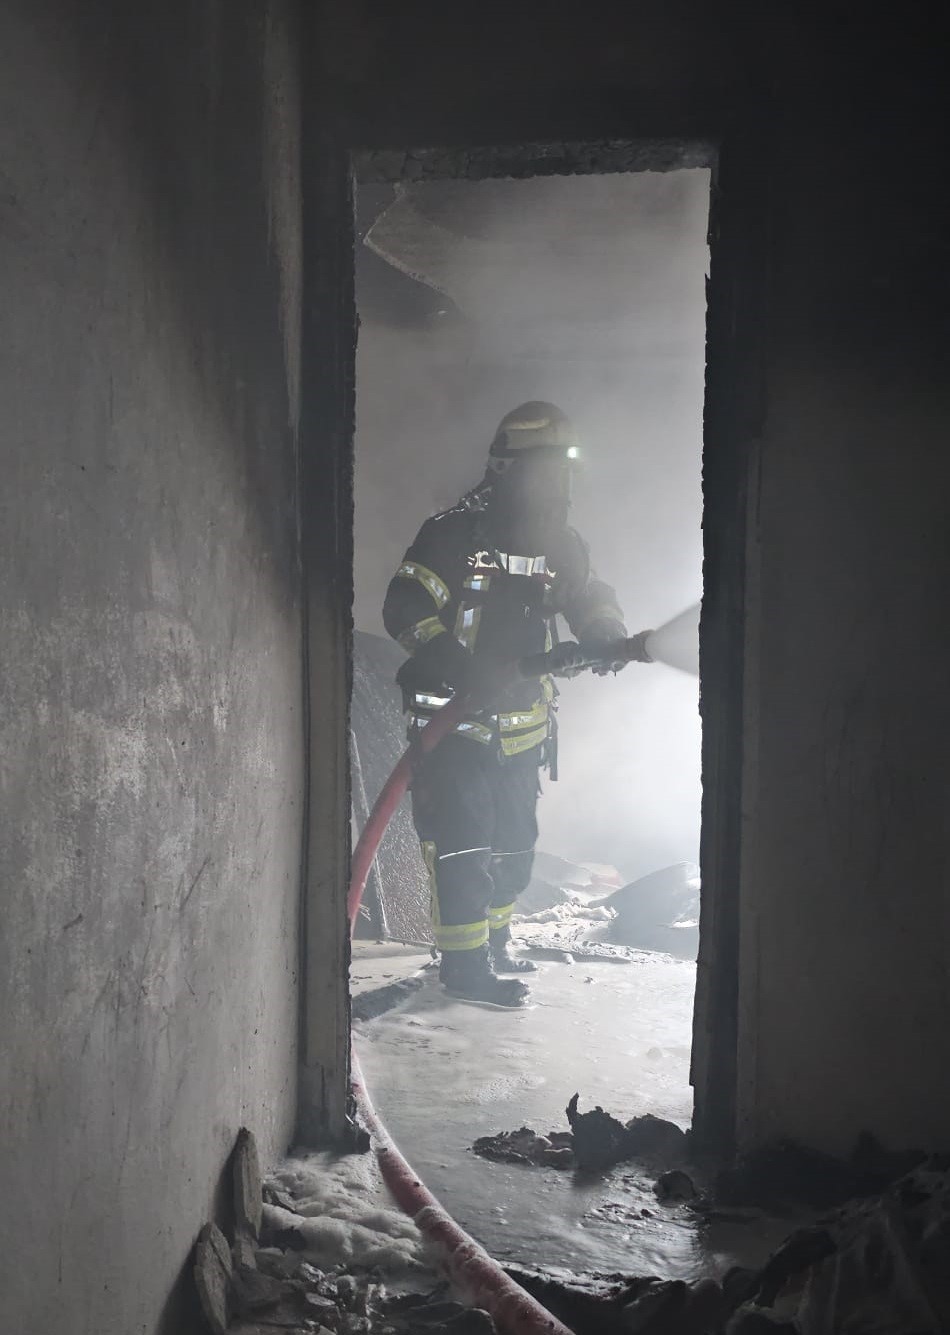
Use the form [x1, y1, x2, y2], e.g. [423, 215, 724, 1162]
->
[472, 1127, 575, 1169]
[566, 1094, 631, 1173]
[566, 1095, 689, 1174]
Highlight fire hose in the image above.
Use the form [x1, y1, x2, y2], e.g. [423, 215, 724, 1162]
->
[348, 627, 690, 1335]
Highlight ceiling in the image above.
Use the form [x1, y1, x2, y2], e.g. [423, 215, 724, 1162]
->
[358, 172, 710, 361]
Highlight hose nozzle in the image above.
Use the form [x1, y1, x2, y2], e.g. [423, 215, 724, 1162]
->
[623, 630, 654, 664]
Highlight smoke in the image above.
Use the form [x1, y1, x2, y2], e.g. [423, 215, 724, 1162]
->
[354, 171, 708, 881]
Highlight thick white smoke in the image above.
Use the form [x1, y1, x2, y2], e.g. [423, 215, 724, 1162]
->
[355, 171, 708, 882]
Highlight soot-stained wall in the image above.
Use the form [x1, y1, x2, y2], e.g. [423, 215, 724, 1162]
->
[0, 3, 304, 1331]
[734, 104, 950, 1156]
[321, 2, 950, 1157]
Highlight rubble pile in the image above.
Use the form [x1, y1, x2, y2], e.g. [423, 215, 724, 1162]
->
[230, 1251, 497, 1335]
[509, 1159, 950, 1335]
[469, 1094, 950, 1334]
[197, 1124, 950, 1335]
[193, 1130, 499, 1335]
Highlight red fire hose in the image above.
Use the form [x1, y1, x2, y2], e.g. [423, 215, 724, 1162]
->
[348, 689, 575, 1335]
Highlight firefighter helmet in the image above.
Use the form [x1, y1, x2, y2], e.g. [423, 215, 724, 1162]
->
[488, 401, 580, 471]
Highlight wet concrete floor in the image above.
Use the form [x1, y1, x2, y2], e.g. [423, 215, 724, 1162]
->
[353, 944, 795, 1281]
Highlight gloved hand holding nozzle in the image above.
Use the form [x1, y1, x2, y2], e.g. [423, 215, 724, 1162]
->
[519, 630, 655, 681]
[579, 616, 653, 675]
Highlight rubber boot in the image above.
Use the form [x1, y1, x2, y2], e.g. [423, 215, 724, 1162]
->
[489, 926, 537, 974]
[439, 946, 529, 1007]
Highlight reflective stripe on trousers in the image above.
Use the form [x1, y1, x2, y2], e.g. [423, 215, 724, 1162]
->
[422, 841, 490, 951]
[414, 738, 539, 953]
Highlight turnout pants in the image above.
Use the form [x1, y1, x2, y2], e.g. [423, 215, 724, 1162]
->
[411, 735, 541, 954]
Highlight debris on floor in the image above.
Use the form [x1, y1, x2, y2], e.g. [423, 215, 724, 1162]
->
[235, 1253, 498, 1334]
[194, 1129, 501, 1334]
[473, 1095, 689, 1177]
[507, 1158, 950, 1335]
[355, 939, 700, 1276]
[568, 1096, 689, 1173]
[471, 1126, 575, 1169]
[196, 1123, 950, 1335]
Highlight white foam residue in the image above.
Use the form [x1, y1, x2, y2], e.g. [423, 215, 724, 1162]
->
[513, 902, 614, 925]
[265, 1149, 435, 1275]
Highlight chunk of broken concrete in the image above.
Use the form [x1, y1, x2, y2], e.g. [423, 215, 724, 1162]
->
[231, 1263, 294, 1316]
[255, 1247, 306, 1280]
[306, 1291, 342, 1318]
[233, 1229, 257, 1270]
[263, 1182, 299, 1213]
[194, 1221, 233, 1335]
[336, 1273, 366, 1312]
[234, 1126, 264, 1237]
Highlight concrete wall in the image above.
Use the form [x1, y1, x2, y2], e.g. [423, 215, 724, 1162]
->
[0, 3, 304, 1331]
[735, 106, 950, 1155]
[321, 2, 950, 1156]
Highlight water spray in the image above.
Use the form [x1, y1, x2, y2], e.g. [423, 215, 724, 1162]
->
[644, 602, 700, 677]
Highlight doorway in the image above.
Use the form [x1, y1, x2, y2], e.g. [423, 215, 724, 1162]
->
[347, 165, 710, 1273]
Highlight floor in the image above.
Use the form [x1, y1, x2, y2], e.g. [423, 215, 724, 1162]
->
[352, 939, 795, 1282]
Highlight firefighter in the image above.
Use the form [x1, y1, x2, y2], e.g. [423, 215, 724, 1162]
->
[383, 402, 648, 1006]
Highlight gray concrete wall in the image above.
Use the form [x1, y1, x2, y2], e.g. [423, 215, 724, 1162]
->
[735, 112, 950, 1156]
[0, 3, 304, 1331]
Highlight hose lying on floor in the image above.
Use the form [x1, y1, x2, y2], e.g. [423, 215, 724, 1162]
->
[348, 693, 574, 1335]
[347, 613, 698, 1332]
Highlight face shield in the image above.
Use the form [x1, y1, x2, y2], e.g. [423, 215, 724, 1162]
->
[487, 447, 578, 551]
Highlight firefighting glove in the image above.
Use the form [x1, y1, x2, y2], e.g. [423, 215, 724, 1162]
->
[402, 630, 480, 697]
[579, 618, 630, 676]
[541, 640, 589, 679]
